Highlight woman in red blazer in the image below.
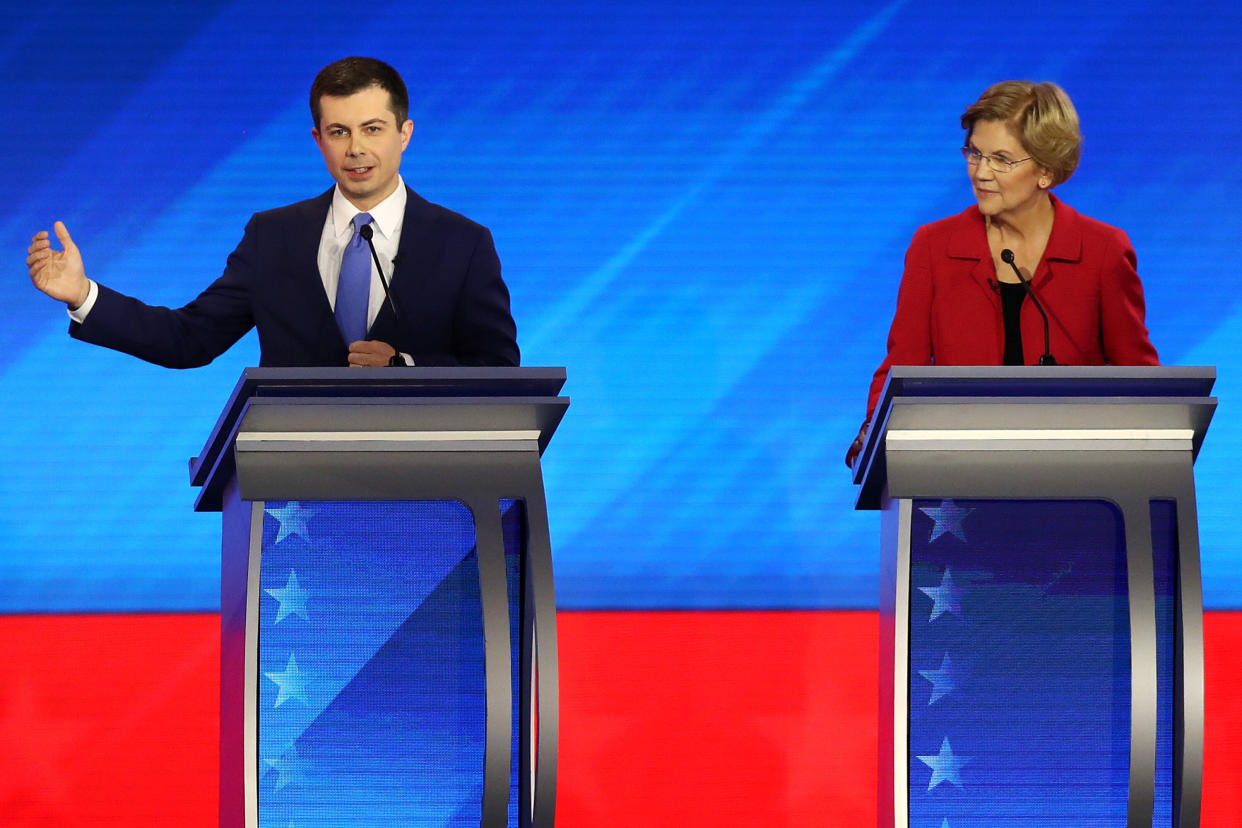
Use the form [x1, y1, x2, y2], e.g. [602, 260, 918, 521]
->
[846, 81, 1159, 467]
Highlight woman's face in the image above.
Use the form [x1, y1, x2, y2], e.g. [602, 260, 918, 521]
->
[966, 119, 1051, 222]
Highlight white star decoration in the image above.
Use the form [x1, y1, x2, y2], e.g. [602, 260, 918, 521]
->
[265, 501, 316, 543]
[918, 737, 970, 791]
[263, 745, 307, 791]
[918, 568, 964, 621]
[266, 570, 310, 623]
[264, 654, 310, 707]
[919, 499, 974, 543]
[918, 653, 961, 705]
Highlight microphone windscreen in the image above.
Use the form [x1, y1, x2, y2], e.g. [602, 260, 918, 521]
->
[1000, 248, 1015, 264]
[359, 223, 374, 241]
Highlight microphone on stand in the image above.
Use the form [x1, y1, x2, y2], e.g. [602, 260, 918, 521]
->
[359, 222, 405, 367]
[1001, 248, 1057, 366]
[359, 223, 400, 322]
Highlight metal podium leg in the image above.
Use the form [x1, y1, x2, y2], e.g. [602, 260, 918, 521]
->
[473, 499, 514, 828]
[520, 476, 559, 828]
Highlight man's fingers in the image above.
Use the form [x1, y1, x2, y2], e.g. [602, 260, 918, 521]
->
[348, 339, 395, 356]
[52, 221, 75, 251]
[26, 222, 89, 306]
[346, 340, 397, 367]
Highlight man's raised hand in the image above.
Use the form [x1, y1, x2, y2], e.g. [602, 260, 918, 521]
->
[27, 221, 89, 309]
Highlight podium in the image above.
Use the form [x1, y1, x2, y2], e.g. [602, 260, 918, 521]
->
[190, 368, 569, 828]
[854, 367, 1215, 828]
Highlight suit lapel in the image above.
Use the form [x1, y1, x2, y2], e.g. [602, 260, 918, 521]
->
[947, 206, 999, 306]
[290, 189, 347, 353]
[370, 187, 440, 340]
[1036, 194, 1082, 289]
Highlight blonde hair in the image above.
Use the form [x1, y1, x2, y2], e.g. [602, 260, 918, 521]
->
[961, 81, 1082, 186]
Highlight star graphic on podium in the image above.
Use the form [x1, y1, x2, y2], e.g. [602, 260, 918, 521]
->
[265, 501, 316, 543]
[264, 654, 309, 707]
[266, 570, 310, 623]
[919, 499, 973, 542]
[918, 737, 970, 790]
[918, 653, 962, 704]
[264, 745, 308, 791]
[918, 568, 964, 621]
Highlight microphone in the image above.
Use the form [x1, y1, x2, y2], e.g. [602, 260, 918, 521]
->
[1001, 248, 1057, 366]
[359, 223, 400, 322]
[359, 222, 405, 367]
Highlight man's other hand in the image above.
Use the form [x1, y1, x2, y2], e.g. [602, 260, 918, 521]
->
[347, 339, 399, 367]
[27, 221, 90, 309]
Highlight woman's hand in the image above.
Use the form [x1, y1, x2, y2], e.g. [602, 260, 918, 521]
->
[845, 420, 870, 470]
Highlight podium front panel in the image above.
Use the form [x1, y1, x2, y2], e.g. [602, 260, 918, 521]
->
[903, 497, 1181, 825]
[241, 498, 527, 827]
[877, 450, 1201, 828]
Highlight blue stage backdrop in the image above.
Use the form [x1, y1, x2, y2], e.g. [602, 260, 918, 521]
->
[2, 0, 1240, 613]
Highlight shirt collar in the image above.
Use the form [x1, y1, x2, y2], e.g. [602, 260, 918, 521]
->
[330, 176, 407, 240]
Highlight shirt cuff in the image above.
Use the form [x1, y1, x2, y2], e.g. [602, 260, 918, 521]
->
[66, 280, 99, 323]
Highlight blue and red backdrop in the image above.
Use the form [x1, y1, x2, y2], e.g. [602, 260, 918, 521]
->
[3, 1, 1241, 824]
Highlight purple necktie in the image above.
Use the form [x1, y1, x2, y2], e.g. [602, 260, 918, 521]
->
[335, 212, 373, 345]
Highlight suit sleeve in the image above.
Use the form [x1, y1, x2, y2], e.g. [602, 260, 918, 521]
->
[1099, 228, 1159, 366]
[865, 226, 935, 419]
[69, 220, 258, 368]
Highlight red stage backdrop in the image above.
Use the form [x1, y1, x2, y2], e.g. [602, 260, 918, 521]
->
[2, 610, 1240, 826]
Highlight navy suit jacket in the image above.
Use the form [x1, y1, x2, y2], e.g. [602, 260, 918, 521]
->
[70, 186, 520, 367]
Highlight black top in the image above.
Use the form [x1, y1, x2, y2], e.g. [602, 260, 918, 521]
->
[999, 282, 1026, 366]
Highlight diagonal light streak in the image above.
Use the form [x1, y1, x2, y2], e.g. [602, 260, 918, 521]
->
[524, 0, 910, 355]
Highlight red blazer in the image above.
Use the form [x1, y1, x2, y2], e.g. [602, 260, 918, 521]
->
[865, 194, 1159, 417]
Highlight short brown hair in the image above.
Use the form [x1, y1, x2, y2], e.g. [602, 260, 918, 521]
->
[310, 57, 409, 128]
[961, 81, 1082, 186]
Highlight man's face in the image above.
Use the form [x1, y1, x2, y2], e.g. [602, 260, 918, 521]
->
[312, 85, 413, 210]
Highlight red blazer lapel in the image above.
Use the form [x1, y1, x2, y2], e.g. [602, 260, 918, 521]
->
[1037, 194, 1083, 289]
[947, 206, 1000, 307]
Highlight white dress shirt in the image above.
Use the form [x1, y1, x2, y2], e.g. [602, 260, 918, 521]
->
[318, 177, 406, 328]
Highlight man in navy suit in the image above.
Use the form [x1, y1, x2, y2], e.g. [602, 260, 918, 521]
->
[25, 57, 519, 368]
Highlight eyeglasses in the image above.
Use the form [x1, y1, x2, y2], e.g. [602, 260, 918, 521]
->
[961, 146, 1032, 174]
